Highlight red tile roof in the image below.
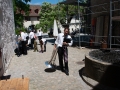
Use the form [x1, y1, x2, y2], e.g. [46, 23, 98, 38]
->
[24, 5, 41, 16]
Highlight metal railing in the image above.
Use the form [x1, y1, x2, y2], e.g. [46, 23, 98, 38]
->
[58, 0, 120, 49]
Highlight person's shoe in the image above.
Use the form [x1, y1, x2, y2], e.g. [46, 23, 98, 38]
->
[61, 69, 65, 72]
[44, 50, 46, 52]
[23, 54, 27, 55]
[39, 50, 43, 53]
[65, 70, 69, 76]
[17, 55, 20, 57]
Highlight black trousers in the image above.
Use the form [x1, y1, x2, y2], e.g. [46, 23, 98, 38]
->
[58, 47, 68, 71]
[21, 41, 27, 55]
[38, 36, 42, 40]
[30, 38, 34, 49]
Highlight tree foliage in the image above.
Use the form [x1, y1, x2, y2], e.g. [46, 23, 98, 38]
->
[55, 4, 77, 27]
[39, 2, 55, 32]
[54, 4, 66, 25]
[13, 0, 31, 28]
[38, 2, 84, 33]
[39, 2, 78, 32]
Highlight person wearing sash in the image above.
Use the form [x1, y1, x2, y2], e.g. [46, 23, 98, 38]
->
[54, 28, 73, 75]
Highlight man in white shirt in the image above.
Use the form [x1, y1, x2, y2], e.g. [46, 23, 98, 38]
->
[54, 28, 73, 75]
[20, 31, 27, 55]
[24, 31, 29, 45]
[38, 30, 42, 40]
[29, 30, 35, 49]
[40, 38, 47, 53]
[24, 31, 29, 39]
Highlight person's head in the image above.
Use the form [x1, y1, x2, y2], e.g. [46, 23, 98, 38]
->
[64, 28, 69, 36]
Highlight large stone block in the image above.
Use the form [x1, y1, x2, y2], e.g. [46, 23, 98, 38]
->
[85, 53, 120, 89]
[0, 0, 16, 76]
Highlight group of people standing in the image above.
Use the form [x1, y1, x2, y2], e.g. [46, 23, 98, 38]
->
[15, 27, 73, 76]
[15, 30, 46, 56]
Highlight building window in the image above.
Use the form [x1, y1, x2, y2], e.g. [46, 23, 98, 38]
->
[35, 9, 39, 13]
[37, 17, 40, 21]
[29, 9, 32, 13]
[25, 17, 30, 21]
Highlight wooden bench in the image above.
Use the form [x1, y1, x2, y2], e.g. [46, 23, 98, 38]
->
[0, 77, 29, 90]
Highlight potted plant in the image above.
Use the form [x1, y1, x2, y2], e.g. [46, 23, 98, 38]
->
[100, 38, 107, 49]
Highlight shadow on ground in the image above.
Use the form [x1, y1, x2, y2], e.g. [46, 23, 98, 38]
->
[79, 67, 100, 90]
[79, 66, 120, 90]
[0, 75, 11, 80]
[44, 66, 64, 73]
[44, 68, 56, 73]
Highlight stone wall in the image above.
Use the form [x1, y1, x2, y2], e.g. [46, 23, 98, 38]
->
[0, 0, 16, 75]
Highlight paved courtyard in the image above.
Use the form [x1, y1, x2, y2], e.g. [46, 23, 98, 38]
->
[4, 38, 93, 90]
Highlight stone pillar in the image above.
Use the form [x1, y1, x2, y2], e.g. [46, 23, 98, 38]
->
[0, 0, 16, 76]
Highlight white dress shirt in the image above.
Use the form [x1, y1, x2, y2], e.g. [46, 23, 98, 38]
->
[41, 38, 46, 45]
[55, 33, 73, 47]
[25, 33, 28, 37]
[38, 31, 42, 36]
[29, 31, 34, 39]
[21, 32, 26, 41]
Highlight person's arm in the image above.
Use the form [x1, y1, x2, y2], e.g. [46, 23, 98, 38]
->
[68, 36, 73, 46]
[54, 35, 59, 49]
[68, 40, 73, 46]
[63, 36, 73, 46]
[54, 35, 59, 45]
[54, 44, 57, 50]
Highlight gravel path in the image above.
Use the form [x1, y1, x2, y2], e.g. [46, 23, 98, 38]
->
[4, 38, 92, 90]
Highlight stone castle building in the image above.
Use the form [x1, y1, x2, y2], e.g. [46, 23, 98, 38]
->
[0, 0, 16, 76]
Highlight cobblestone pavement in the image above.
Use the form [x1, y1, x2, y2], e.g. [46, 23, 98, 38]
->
[4, 38, 93, 90]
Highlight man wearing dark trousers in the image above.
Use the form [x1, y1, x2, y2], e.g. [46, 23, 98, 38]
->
[40, 38, 47, 53]
[54, 28, 73, 75]
[20, 31, 27, 55]
[29, 30, 34, 49]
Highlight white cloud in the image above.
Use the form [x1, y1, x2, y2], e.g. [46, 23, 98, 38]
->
[33, 3, 41, 5]
[28, 2, 41, 5]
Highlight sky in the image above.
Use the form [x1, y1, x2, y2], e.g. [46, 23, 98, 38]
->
[29, 0, 58, 5]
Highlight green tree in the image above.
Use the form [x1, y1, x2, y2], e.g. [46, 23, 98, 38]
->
[13, 0, 31, 29]
[54, 4, 78, 27]
[39, 2, 55, 32]
[39, 2, 80, 32]
[35, 23, 41, 30]
[54, 4, 66, 25]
